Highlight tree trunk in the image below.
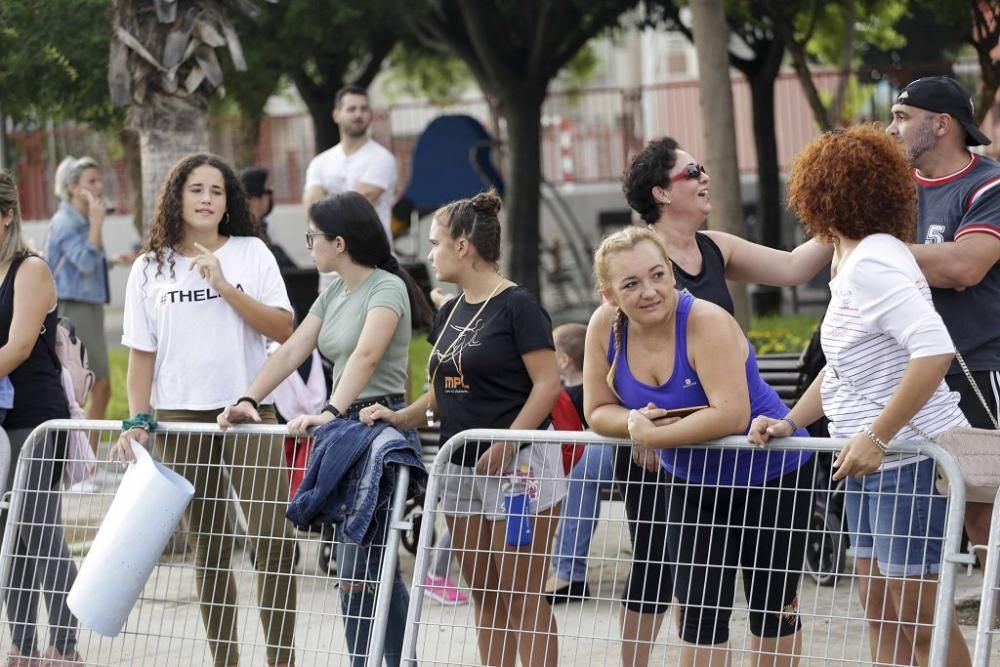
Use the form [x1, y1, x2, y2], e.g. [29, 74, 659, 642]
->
[786, 39, 833, 132]
[747, 72, 782, 315]
[499, 87, 546, 299]
[827, 0, 856, 126]
[306, 99, 339, 154]
[119, 127, 143, 239]
[236, 114, 262, 169]
[292, 69, 341, 154]
[128, 92, 210, 233]
[689, 0, 749, 328]
[973, 42, 1000, 126]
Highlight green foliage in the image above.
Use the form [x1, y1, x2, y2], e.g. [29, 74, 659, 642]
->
[747, 313, 822, 355]
[381, 43, 474, 106]
[0, 0, 120, 127]
[803, 0, 907, 63]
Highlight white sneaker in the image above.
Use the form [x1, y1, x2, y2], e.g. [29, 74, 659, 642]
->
[68, 478, 98, 494]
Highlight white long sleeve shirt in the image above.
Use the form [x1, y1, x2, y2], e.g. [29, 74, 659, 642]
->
[820, 233, 968, 471]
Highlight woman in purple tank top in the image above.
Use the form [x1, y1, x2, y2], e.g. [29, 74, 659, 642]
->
[584, 227, 813, 666]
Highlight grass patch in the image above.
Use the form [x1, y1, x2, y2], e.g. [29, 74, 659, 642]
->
[106, 346, 130, 421]
[747, 313, 822, 355]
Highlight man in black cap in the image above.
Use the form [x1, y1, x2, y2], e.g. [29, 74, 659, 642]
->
[240, 166, 297, 271]
[888, 75, 1000, 559]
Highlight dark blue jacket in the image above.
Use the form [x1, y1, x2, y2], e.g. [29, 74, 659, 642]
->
[286, 418, 426, 544]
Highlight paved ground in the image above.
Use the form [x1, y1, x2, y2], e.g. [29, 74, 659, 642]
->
[3, 451, 999, 666]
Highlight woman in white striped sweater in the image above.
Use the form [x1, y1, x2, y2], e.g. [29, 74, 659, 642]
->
[748, 125, 971, 667]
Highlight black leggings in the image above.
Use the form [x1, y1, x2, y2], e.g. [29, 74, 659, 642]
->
[613, 444, 674, 615]
[667, 457, 815, 645]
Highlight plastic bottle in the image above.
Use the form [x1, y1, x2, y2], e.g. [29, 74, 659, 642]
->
[503, 464, 534, 546]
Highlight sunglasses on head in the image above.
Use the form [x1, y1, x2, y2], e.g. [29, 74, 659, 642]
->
[669, 163, 708, 183]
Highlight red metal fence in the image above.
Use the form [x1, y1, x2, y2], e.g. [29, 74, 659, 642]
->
[11, 69, 1000, 222]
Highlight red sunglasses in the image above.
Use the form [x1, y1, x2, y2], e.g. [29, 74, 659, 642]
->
[669, 163, 708, 183]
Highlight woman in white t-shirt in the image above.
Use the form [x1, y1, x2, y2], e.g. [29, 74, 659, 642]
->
[113, 153, 298, 667]
[749, 126, 971, 667]
[218, 191, 433, 666]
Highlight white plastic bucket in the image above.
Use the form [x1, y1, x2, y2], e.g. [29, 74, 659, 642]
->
[68, 440, 195, 637]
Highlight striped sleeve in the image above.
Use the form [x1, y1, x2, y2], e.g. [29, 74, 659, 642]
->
[959, 175, 1000, 240]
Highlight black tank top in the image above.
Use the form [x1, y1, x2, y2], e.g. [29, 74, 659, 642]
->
[0, 254, 70, 429]
[671, 232, 735, 315]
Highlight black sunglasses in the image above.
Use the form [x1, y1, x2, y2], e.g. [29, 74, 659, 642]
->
[669, 163, 708, 183]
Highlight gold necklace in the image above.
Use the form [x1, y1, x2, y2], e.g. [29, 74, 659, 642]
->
[425, 277, 506, 424]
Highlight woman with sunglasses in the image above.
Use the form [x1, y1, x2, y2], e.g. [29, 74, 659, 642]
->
[580, 137, 832, 663]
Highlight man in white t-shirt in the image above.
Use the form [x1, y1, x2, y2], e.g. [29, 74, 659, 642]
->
[303, 86, 398, 247]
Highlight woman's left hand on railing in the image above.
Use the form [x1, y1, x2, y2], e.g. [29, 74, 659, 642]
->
[286, 411, 334, 437]
[832, 431, 884, 481]
[476, 441, 517, 476]
[747, 415, 792, 447]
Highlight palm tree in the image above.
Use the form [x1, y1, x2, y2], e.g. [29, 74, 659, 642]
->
[109, 0, 260, 231]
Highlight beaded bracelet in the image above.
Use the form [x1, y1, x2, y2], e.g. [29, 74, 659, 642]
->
[123, 412, 158, 432]
[781, 416, 799, 434]
[862, 426, 888, 453]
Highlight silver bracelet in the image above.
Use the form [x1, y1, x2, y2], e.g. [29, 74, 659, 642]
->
[862, 426, 888, 453]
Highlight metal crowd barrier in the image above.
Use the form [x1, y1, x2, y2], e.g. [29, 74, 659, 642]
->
[402, 429, 983, 666]
[0, 419, 412, 667]
[974, 488, 1000, 665]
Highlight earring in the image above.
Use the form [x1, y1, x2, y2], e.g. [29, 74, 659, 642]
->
[665, 199, 672, 205]
[222, 211, 230, 226]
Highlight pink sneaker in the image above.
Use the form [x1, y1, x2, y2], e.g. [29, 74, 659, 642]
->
[424, 573, 471, 606]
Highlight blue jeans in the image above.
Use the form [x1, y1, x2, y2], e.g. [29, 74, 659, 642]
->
[844, 457, 947, 578]
[551, 444, 615, 582]
[336, 523, 409, 666]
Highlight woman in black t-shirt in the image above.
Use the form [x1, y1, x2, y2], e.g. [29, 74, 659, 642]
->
[0, 170, 81, 665]
[362, 191, 566, 666]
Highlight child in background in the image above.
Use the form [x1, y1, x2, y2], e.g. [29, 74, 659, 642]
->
[545, 323, 616, 604]
[0, 376, 12, 424]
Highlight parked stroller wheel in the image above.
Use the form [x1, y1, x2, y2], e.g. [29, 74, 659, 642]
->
[805, 509, 846, 587]
[402, 496, 432, 555]
[318, 524, 337, 575]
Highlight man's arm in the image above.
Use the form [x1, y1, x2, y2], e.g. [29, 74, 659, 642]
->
[302, 185, 327, 212]
[910, 232, 1000, 289]
[353, 182, 385, 205]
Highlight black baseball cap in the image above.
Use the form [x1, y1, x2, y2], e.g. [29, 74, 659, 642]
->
[894, 76, 991, 147]
[239, 167, 271, 197]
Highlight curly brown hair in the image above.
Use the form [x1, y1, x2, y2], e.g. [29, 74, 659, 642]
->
[144, 153, 259, 278]
[787, 124, 916, 242]
[622, 137, 679, 224]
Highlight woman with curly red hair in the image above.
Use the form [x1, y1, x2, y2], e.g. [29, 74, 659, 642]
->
[750, 125, 972, 666]
[112, 153, 298, 667]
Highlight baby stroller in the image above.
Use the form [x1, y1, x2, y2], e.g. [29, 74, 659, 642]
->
[797, 324, 848, 587]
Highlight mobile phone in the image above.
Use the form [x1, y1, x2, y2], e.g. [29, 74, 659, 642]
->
[660, 404, 708, 418]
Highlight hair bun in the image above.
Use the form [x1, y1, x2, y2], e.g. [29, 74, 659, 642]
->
[470, 189, 502, 217]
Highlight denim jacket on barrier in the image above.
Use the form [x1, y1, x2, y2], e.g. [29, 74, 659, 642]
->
[46, 201, 109, 304]
[286, 417, 426, 545]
